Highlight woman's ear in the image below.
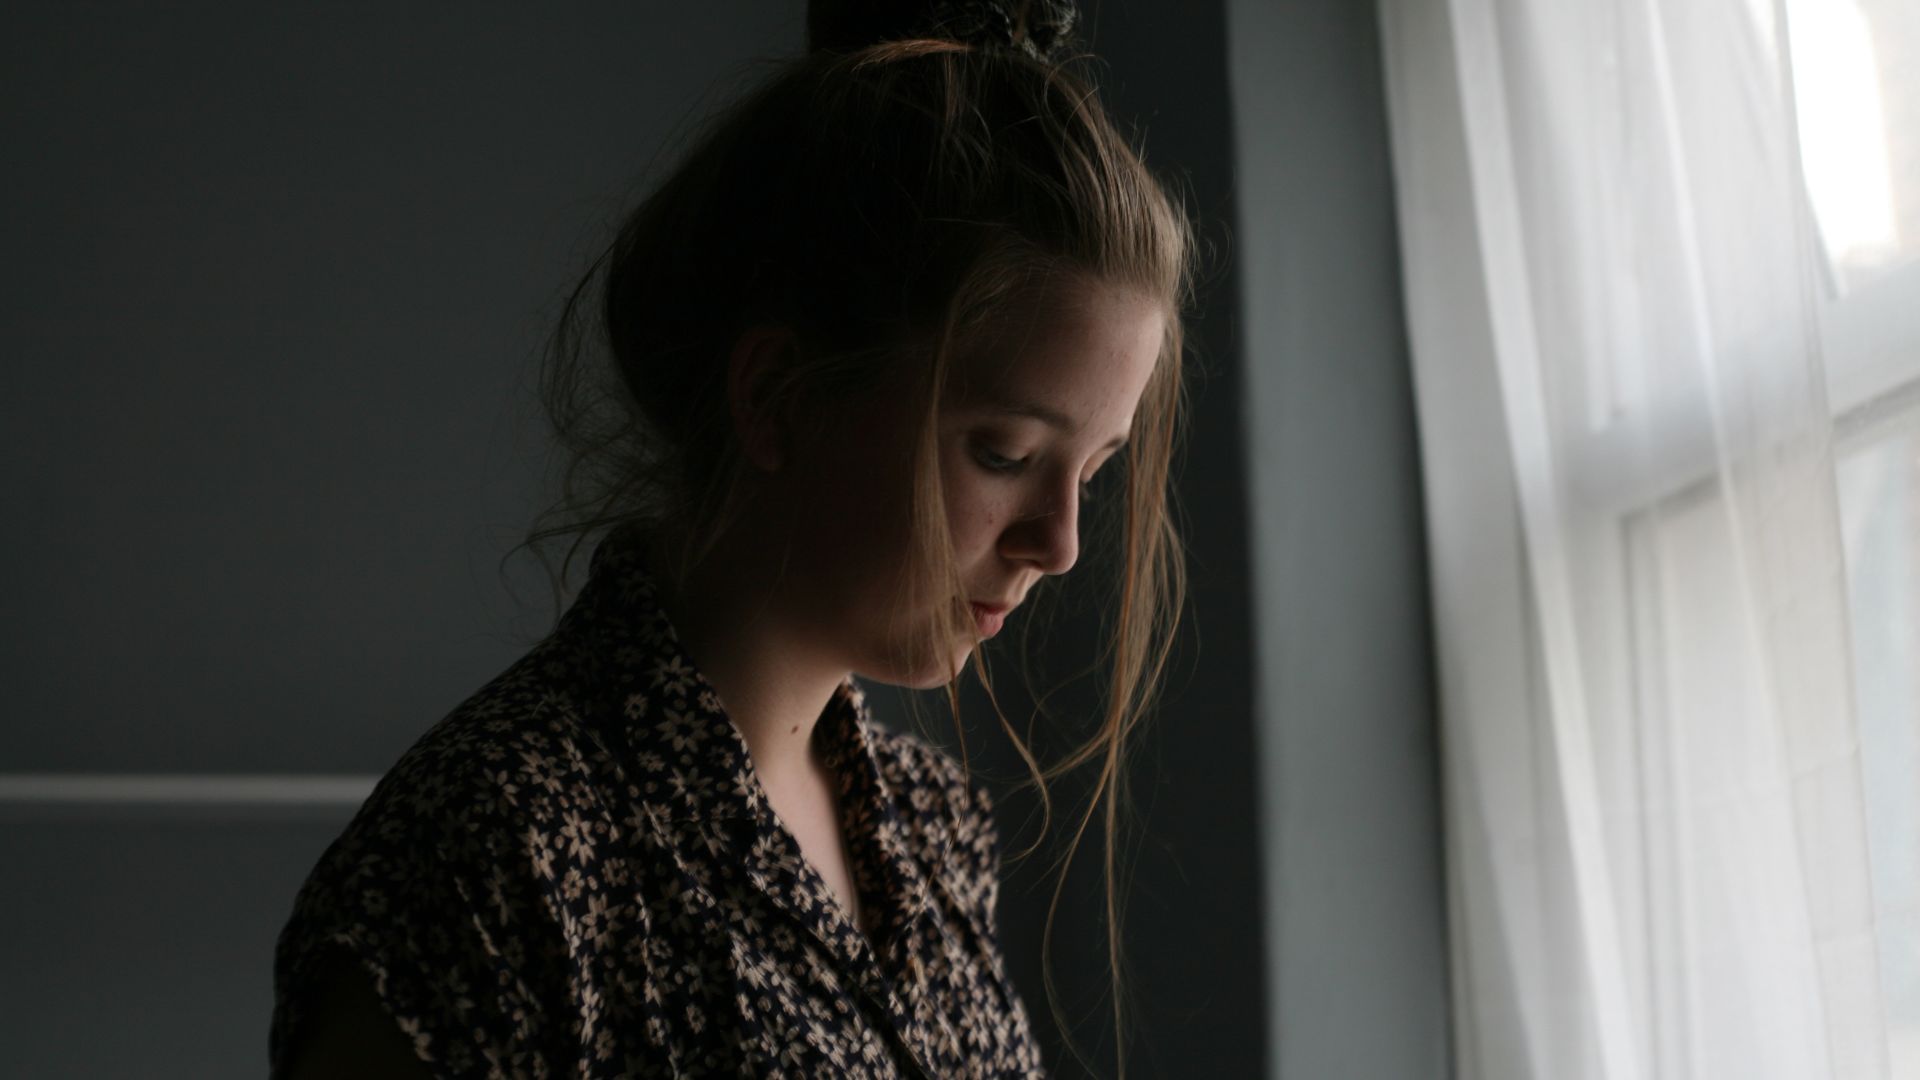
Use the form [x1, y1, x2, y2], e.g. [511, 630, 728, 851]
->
[725, 325, 797, 472]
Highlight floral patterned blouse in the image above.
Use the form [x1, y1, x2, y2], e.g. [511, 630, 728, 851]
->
[268, 524, 1046, 1078]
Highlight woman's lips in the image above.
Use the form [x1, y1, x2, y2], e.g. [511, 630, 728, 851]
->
[968, 602, 1007, 639]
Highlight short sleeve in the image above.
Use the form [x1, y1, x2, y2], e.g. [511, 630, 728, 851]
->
[269, 758, 575, 1078]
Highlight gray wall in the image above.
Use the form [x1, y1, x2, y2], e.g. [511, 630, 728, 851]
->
[1227, 0, 1453, 1075]
[1, 2, 1449, 1077]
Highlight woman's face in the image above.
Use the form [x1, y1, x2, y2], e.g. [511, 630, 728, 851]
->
[769, 279, 1168, 689]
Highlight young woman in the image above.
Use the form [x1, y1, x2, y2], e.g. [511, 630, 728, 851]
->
[270, 1, 1195, 1076]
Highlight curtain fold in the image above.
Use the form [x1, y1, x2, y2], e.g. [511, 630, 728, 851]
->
[1379, 0, 1896, 1075]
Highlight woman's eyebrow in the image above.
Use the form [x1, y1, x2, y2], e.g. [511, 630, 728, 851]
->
[982, 393, 1130, 451]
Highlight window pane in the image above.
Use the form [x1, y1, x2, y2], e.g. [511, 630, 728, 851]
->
[1788, 0, 1920, 294]
[1836, 427, 1920, 1076]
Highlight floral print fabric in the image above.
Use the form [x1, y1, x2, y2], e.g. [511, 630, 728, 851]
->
[268, 524, 1046, 1077]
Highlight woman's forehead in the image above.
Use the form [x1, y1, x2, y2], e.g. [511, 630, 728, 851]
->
[941, 287, 1164, 434]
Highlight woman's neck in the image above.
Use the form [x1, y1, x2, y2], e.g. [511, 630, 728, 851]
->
[637, 525, 848, 790]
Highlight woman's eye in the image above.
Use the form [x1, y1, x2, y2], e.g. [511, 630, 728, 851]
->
[973, 446, 1023, 472]
[973, 442, 1097, 503]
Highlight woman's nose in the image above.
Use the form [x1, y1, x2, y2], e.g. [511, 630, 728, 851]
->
[1003, 482, 1080, 576]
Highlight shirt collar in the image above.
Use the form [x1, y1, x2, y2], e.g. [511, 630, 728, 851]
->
[563, 524, 940, 926]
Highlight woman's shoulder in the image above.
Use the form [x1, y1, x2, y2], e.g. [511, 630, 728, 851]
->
[277, 633, 626, 963]
[270, 643, 621, 1076]
[334, 675, 586, 844]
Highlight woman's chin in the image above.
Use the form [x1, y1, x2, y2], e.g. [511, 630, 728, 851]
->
[859, 638, 978, 691]
[911, 646, 976, 689]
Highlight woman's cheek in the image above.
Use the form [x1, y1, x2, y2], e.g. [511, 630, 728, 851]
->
[951, 477, 1021, 554]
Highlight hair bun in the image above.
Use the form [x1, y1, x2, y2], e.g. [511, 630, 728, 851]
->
[807, 0, 1081, 63]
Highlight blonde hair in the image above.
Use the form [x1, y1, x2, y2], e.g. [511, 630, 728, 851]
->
[521, 25, 1196, 1078]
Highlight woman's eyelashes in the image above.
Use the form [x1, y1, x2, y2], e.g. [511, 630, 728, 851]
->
[972, 444, 1098, 503]
[972, 445, 1023, 472]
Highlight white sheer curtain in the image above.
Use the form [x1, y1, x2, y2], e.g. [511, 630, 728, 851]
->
[1378, 0, 1920, 1076]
